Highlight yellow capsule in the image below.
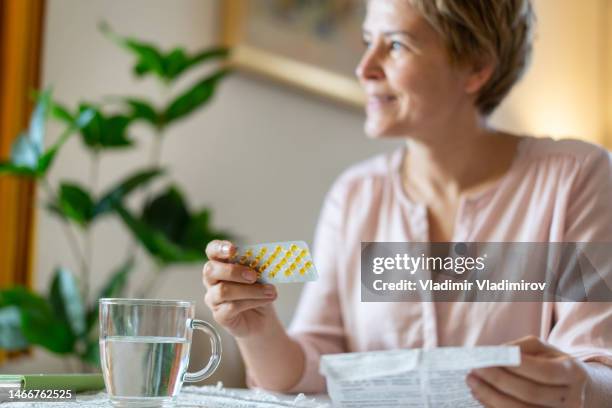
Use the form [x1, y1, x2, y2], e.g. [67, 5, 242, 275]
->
[273, 245, 282, 254]
[284, 268, 293, 276]
[290, 244, 298, 252]
[250, 259, 259, 268]
[304, 261, 313, 269]
[260, 262, 270, 271]
[278, 259, 287, 266]
[299, 249, 307, 257]
[268, 270, 276, 278]
[256, 248, 267, 259]
[298, 267, 307, 275]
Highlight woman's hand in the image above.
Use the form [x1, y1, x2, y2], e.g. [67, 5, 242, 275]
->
[203, 240, 278, 338]
[466, 336, 588, 407]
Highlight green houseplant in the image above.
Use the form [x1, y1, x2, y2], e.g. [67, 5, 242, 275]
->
[0, 24, 232, 369]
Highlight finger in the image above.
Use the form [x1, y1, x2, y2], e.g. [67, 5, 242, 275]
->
[206, 282, 276, 307]
[505, 354, 576, 385]
[472, 367, 570, 407]
[507, 335, 561, 357]
[205, 240, 236, 261]
[202, 260, 258, 287]
[466, 374, 545, 408]
[213, 299, 274, 326]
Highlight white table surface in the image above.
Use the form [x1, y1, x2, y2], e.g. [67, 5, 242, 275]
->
[1, 385, 332, 407]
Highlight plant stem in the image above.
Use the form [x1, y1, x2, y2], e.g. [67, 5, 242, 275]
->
[150, 130, 164, 168]
[41, 179, 87, 272]
[83, 151, 100, 304]
[126, 83, 170, 294]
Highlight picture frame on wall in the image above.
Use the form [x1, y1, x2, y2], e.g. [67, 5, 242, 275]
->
[221, 0, 366, 108]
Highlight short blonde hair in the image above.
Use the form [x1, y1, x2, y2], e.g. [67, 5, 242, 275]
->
[408, 0, 535, 115]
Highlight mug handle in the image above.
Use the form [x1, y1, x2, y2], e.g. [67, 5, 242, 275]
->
[183, 319, 222, 383]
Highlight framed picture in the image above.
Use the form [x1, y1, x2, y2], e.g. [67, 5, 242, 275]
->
[221, 0, 366, 108]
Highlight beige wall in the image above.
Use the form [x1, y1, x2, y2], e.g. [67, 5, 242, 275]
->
[490, 0, 608, 143]
[1, 0, 609, 386]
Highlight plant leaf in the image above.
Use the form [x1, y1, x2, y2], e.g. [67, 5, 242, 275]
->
[167, 46, 230, 81]
[124, 98, 160, 128]
[0, 162, 38, 176]
[20, 312, 75, 354]
[28, 89, 51, 152]
[0, 287, 75, 353]
[49, 268, 86, 338]
[51, 101, 74, 124]
[115, 204, 202, 264]
[181, 209, 230, 253]
[78, 104, 132, 149]
[94, 168, 164, 217]
[48, 183, 95, 227]
[163, 48, 189, 80]
[142, 187, 190, 243]
[0, 306, 29, 350]
[163, 47, 229, 81]
[81, 339, 100, 367]
[99, 22, 229, 83]
[10, 133, 39, 169]
[0, 92, 91, 179]
[37, 108, 95, 175]
[115, 187, 230, 265]
[163, 69, 230, 125]
[100, 22, 165, 79]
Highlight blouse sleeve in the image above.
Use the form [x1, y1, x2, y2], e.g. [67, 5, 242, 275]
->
[548, 147, 612, 366]
[285, 178, 349, 393]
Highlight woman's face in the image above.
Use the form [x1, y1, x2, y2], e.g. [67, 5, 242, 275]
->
[357, 0, 478, 138]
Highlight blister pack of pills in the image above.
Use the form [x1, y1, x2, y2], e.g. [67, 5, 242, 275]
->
[231, 241, 318, 283]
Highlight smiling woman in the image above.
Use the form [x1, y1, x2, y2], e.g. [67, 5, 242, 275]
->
[202, 0, 612, 406]
[0, 0, 45, 363]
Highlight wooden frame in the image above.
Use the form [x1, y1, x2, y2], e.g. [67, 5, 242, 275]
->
[605, 0, 612, 147]
[0, 0, 45, 363]
[221, 0, 365, 109]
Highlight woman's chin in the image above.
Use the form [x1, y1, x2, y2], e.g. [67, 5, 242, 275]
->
[364, 120, 405, 138]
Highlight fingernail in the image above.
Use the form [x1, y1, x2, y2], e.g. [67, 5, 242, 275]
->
[220, 242, 230, 255]
[264, 285, 276, 297]
[466, 375, 478, 388]
[242, 270, 256, 281]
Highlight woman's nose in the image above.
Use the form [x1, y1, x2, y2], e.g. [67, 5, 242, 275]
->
[355, 47, 384, 82]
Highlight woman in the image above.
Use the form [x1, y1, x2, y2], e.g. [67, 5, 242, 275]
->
[202, 0, 612, 406]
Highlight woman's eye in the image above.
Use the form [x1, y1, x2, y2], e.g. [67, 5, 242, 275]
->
[390, 41, 405, 51]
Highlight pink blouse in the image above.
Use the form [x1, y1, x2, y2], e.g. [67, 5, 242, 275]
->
[287, 136, 612, 393]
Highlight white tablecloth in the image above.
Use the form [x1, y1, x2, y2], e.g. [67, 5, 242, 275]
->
[1, 385, 331, 407]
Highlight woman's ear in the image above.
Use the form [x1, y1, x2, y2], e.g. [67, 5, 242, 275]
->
[464, 59, 495, 95]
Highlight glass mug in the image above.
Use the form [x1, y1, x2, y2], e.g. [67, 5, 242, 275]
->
[99, 299, 221, 408]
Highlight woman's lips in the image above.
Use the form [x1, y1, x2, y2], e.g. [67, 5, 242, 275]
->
[367, 95, 398, 110]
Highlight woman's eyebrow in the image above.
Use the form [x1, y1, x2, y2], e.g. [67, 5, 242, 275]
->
[362, 29, 420, 42]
